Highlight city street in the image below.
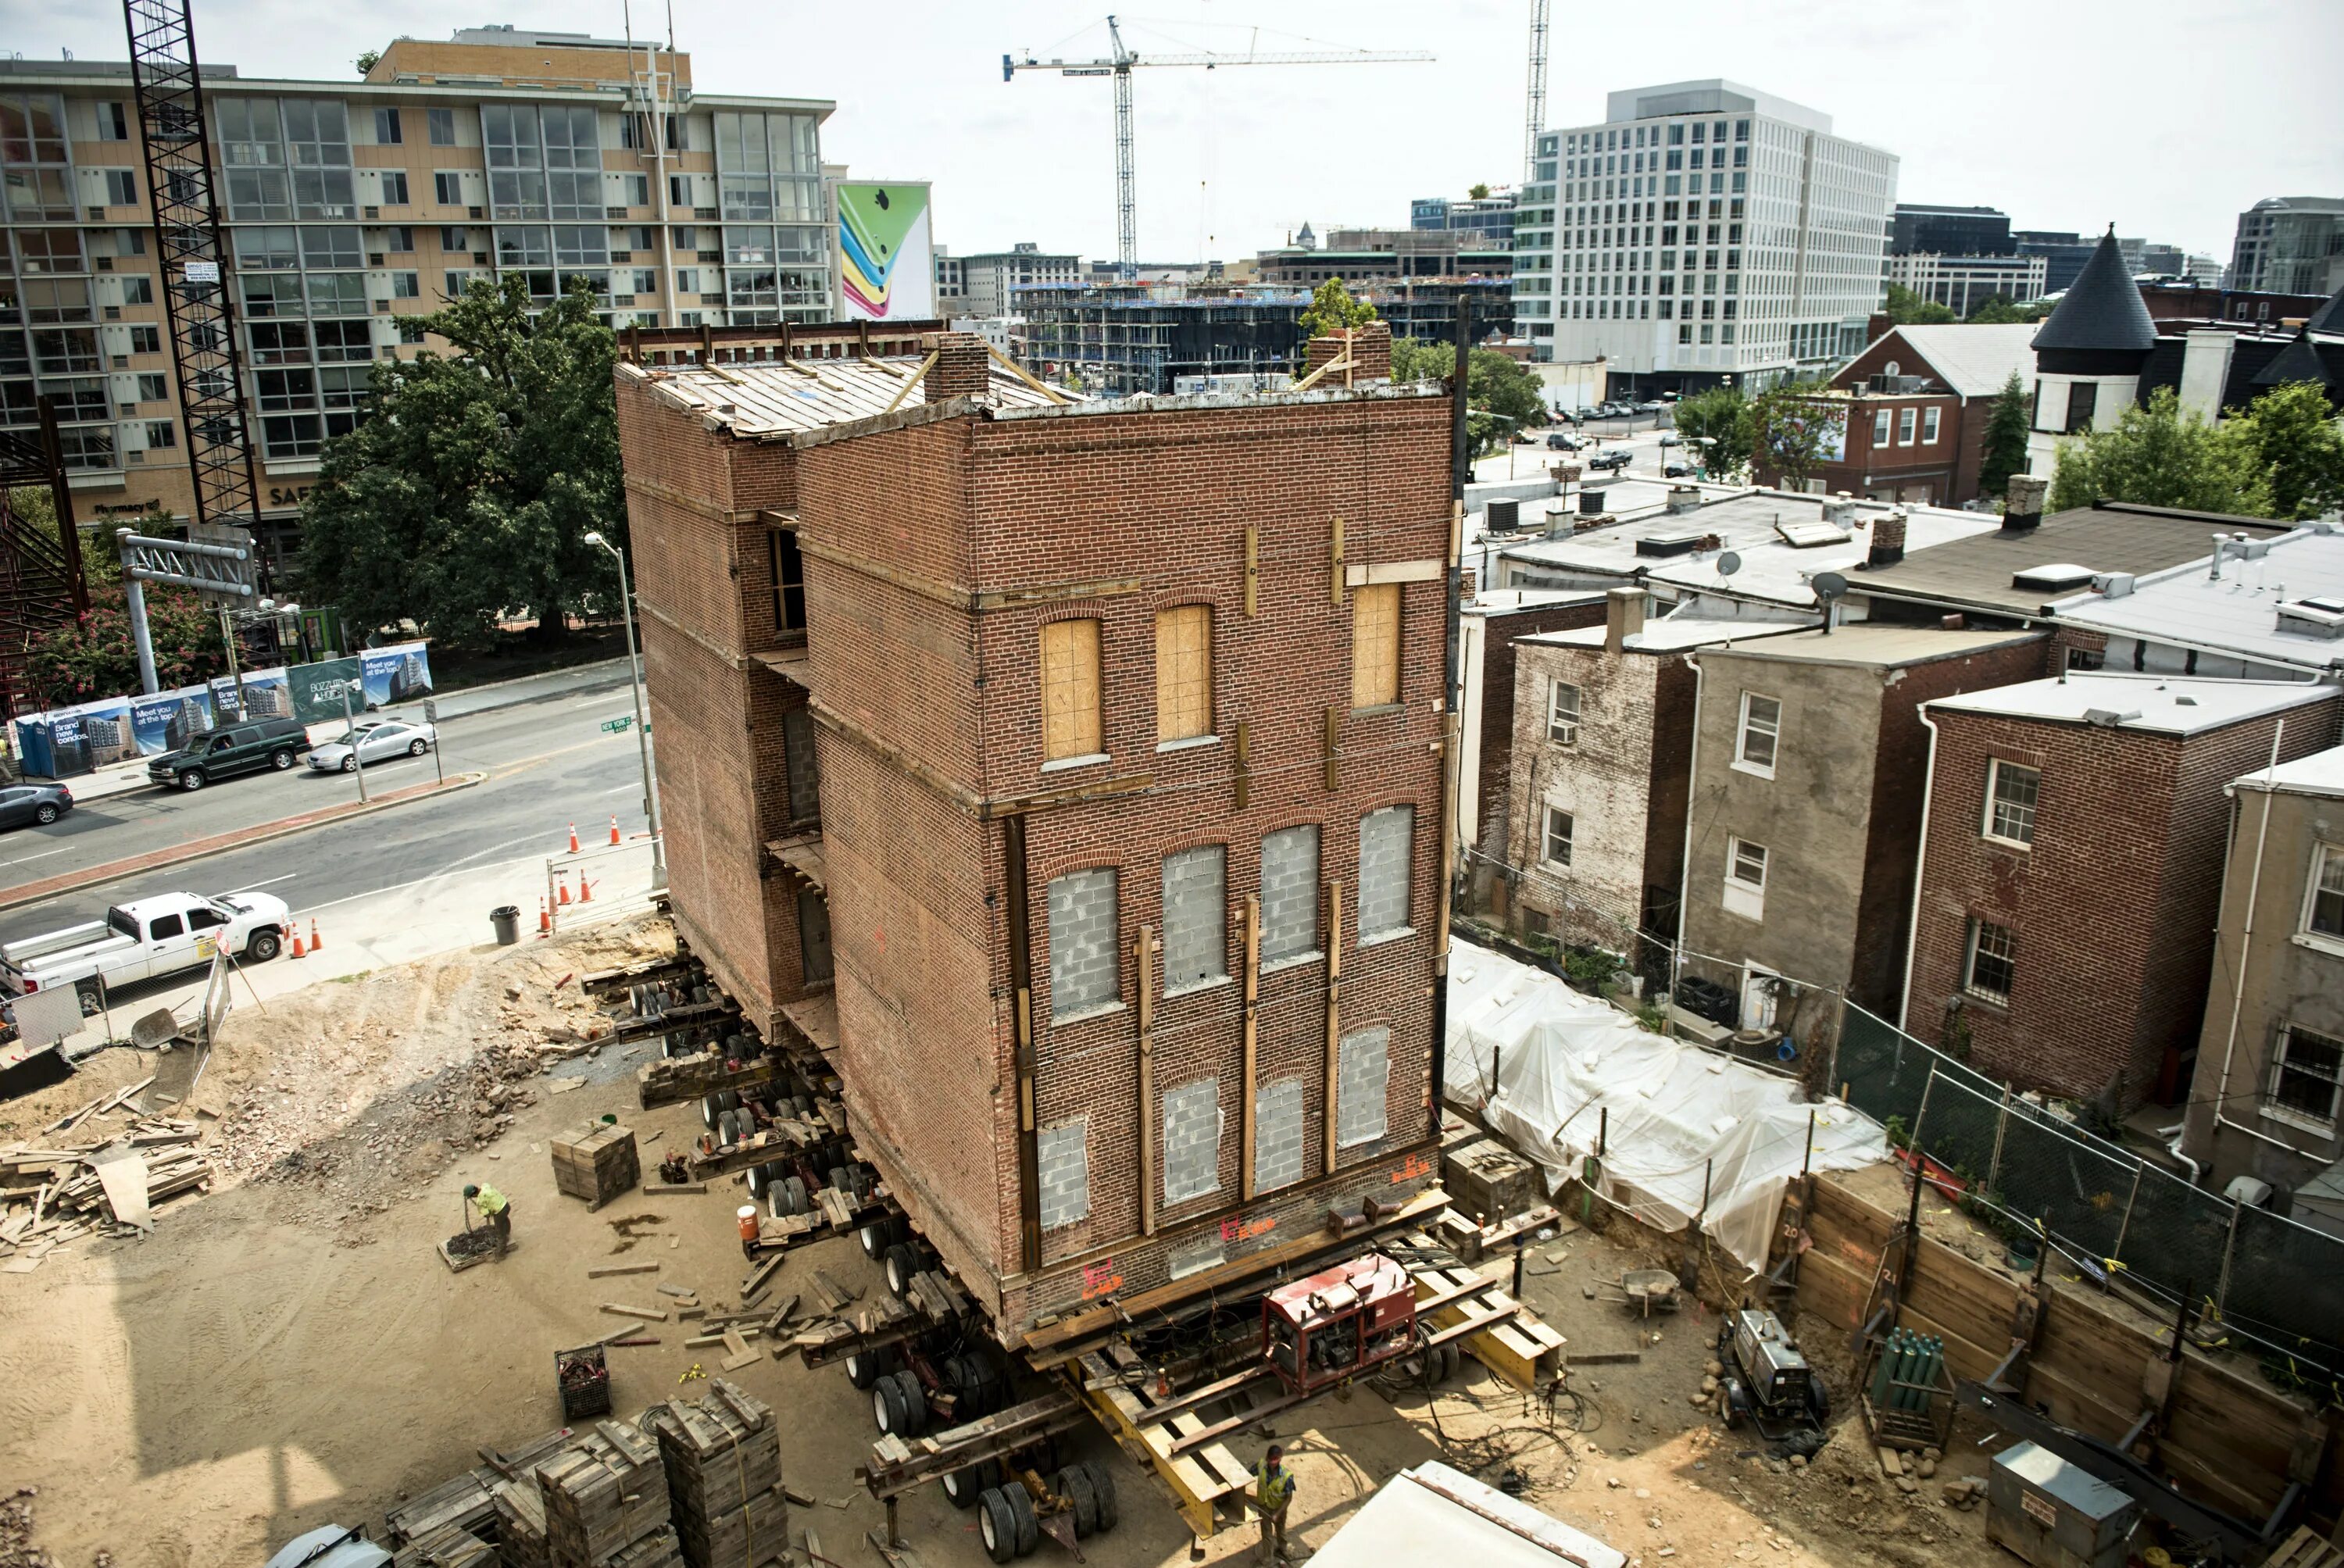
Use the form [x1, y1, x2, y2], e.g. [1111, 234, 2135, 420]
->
[0, 658, 657, 949]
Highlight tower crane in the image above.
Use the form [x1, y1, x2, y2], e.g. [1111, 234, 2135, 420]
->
[1524, 0, 1549, 181]
[1004, 17, 1433, 280]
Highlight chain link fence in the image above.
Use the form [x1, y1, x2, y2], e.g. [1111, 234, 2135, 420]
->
[1835, 1002, 2344, 1395]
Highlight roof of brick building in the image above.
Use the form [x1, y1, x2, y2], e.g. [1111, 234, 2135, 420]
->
[1851, 502, 2295, 616]
[620, 355, 1066, 439]
[2233, 742, 2344, 798]
[1701, 622, 2042, 669]
[1521, 615, 1811, 653]
[1928, 673, 2335, 738]
[2049, 524, 2344, 673]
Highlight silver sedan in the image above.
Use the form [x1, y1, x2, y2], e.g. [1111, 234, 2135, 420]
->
[306, 719, 438, 773]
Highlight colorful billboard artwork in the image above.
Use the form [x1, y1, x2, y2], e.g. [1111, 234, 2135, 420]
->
[130, 688, 217, 757]
[209, 668, 294, 723]
[288, 657, 363, 724]
[74, 698, 137, 767]
[360, 641, 433, 707]
[836, 182, 934, 322]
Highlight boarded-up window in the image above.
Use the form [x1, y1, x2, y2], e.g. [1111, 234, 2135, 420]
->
[1358, 805, 1413, 940]
[769, 527, 805, 632]
[1163, 1077, 1220, 1206]
[1038, 1118, 1089, 1230]
[1047, 867, 1119, 1020]
[782, 707, 820, 824]
[1336, 1027, 1391, 1148]
[1260, 825, 1320, 963]
[1351, 583, 1400, 708]
[795, 884, 832, 984]
[1156, 605, 1213, 741]
[1255, 1077, 1305, 1192]
[1162, 845, 1227, 991]
[1041, 618, 1102, 761]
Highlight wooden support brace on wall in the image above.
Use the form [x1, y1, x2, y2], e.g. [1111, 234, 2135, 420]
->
[1136, 923, 1159, 1238]
[1003, 815, 1043, 1273]
[1324, 880, 1344, 1179]
[1323, 708, 1340, 792]
[1329, 518, 1345, 607]
[1233, 720, 1250, 811]
[1241, 895, 1262, 1202]
[1244, 526, 1259, 616]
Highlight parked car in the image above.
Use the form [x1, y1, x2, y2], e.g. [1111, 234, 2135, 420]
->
[1659, 433, 1681, 448]
[1638, 400, 1667, 413]
[0, 888, 291, 1009]
[1571, 405, 1599, 421]
[0, 782, 71, 830]
[146, 715, 310, 792]
[306, 719, 438, 773]
[1663, 463, 1700, 478]
[1587, 449, 1633, 472]
[1545, 432, 1584, 451]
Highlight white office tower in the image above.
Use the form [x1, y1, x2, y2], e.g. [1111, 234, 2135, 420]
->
[1524, 80, 1896, 387]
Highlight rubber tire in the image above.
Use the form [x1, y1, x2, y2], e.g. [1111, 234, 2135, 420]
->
[942, 1464, 986, 1509]
[1059, 1467, 1098, 1538]
[1004, 1480, 1038, 1556]
[977, 1489, 1017, 1564]
[873, 1377, 904, 1434]
[178, 770, 205, 791]
[1081, 1462, 1117, 1532]
[845, 1346, 890, 1391]
[74, 980, 102, 1017]
[890, 1369, 927, 1437]
[884, 1243, 919, 1298]
[782, 1177, 808, 1216]
[338, 756, 356, 773]
[1806, 1375, 1831, 1428]
[270, 749, 295, 770]
[245, 929, 281, 963]
[33, 803, 56, 824]
[827, 1165, 849, 1194]
[746, 1162, 770, 1198]
[701, 1093, 720, 1130]
[716, 1088, 741, 1114]
[408, 738, 427, 755]
[859, 1221, 888, 1259]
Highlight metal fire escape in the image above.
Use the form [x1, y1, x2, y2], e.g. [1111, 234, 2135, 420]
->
[0, 405, 90, 720]
[123, 0, 264, 581]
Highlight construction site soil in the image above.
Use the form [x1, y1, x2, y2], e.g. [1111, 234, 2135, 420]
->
[0, 916, 2019, 1568]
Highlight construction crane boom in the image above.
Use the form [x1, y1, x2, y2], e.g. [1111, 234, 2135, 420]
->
[1005, 15, 1433, 280]
[1524, 0, 1549, 180]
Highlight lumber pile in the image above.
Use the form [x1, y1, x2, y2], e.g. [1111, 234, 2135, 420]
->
[552, 1121, 641, 1209]
[384, 1427, 580, 1545]
[645, 1379, 788, 1568]
[388, 1521, 496, 1568]
[604, 1527, 687, 1568]
[538, 1419, 672, 1567]
[492, 1480, 552, 1568]
[0, 1116, 213, 1270]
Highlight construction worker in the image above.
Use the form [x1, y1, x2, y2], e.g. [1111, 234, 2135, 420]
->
[1252, 1444, 1295, 1563]
[465, 1182, 512, 1257]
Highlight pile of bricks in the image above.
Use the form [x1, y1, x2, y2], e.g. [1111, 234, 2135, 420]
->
[646, 1378, 788, 1568]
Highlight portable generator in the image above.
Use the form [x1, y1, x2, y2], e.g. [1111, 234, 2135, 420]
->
[1718, 1308, 1830, 1446]
[1262, 1253, 1419, 1395]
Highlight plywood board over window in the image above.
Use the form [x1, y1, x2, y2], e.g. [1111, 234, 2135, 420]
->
[1156, 605, 1213, 741]
[1351, 583, 1400, 708]
[1041, 618, 1102, 761]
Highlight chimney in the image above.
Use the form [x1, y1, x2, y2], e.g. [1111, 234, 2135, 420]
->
[1665, 484, 1703, 516]
[923, 330, 992, 405]
[1868, 509, 1907, 568]
[2001, 473, 2048, 533]
[1821, 491, 1858, 530]
[1302, 320, 1392, 385]
[1604, 586, 1646, 654]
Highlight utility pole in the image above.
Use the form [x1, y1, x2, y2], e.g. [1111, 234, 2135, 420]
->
[339, 678, 367, 804]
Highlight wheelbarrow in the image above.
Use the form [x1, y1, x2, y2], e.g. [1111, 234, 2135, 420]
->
[1592, 1268, 1684, 1317]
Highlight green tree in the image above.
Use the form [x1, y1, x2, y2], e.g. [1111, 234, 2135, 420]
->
[1749, 381, 1846, 491]
[1467, 182, 1492, 201]
[297, 275, 623, 649]
[1977, 371, 2031, 504]
[1670, 384, 1754, 480]
[2046, 387, 2270, 516]
[1963, 295, 2049, 325]
[2224, 380, 2344, 520]
[1883, 282, 1956, 325]
[1385, 339, 1546, 453]
[1298, 277, 1377, 341]
[354, 48, 381, 76]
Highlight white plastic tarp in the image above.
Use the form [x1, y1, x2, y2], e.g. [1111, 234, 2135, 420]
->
[1447, 940, 1885, 1273]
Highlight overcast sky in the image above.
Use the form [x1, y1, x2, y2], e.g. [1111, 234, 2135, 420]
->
[9, 0, 2339, 263]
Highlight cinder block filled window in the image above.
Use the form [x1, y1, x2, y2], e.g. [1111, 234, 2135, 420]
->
[1254, 1078, 1305, 1192]
[1984, 759, 2039, 847]
[1048, 867, 1119, 1020]
[783, 707, 820, 825]
[1336, 1026, 1391, 1149]
[1161, 845, 1227, 991]
[1156, 605, 1213, 742]
[1041, 619, 1102, 762]
[1260, 825, 1320, 963]
[1351, 583, 1400, 708]
[1038, 1118, 1090, 1230]
[1163, 1077, 1220, 1205]
[1358, 805, 1414, 941]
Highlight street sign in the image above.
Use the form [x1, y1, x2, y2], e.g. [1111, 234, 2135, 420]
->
[423, 700, 438, 723]
[602, 716, 634, 734]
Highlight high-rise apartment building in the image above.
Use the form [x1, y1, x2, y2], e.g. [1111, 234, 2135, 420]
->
[2229, 197, 2344, 297]
[942, 241, 1082, 319]
[1513, 80, 1896, 388]
[1889, 204, 2013, 257]
[0, 27, 831, 556]
[1412, 193, 1517, 248]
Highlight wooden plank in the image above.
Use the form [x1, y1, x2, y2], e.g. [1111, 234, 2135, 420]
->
[94, 1154, 151, 1232]
[589, 1263, 660, 1279]
[599, 1302, 668, 1322]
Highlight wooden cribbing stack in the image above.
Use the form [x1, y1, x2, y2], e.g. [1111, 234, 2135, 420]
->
[645, 1377, 789, 1568]
[538, 1420, 675, 1567]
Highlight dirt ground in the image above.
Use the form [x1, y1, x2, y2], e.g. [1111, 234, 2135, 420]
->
[0, 918, 2022, 1568]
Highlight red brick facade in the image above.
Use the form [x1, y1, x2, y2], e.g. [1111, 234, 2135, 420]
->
[1753, 328, 2017, 505]
[619, 330, 1456, 1334]
[1907, 693, 2342, 1108]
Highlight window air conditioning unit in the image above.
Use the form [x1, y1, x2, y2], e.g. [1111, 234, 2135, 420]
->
[613, 251, 632, 263]
[88, 206, 109, 221]
[95, 255, 113, 270]
[104, 305, 122, 320]
[127, 450, 145, 464]
[606, 206, 628, 220]
[694, 207, 718, 220]
[112, 355, 130, 370]
[473, 252, 489, 265]
[613, 295, 637, 306]
[368, 253, 387, 266]
[698, 250, 720, 263]
[363, 205, 381, 220]
[373, 299, 391, 313]
[469, 206, 485, 219]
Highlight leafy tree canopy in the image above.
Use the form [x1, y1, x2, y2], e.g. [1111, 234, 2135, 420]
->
[1749, 380, 1846, 490]
[15, 502, 227, 706]
[1978, 370, 2031, 504]
[1298, 277, 1378, 341]
[1388, 339, 1547, 452]
[1467, 182, 1491, 201]
[2224, 380, 2344, 521]
[296, 275, 623, 649]
[1963, 295, 2049, 324]
[2046, 386, 2269, 516]
[1883, 282, 1956, 326]
[1670, 384, 1755, 480]
[354, 49, 381, 76]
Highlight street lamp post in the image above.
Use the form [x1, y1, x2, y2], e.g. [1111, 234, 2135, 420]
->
[585, 530, 665, 882]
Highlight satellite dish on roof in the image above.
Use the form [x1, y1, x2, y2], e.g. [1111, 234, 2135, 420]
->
[1717, 551, 1742, 577]
[1812, 571, 1849, 602]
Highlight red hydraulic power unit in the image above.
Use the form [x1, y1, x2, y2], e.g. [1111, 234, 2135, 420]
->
[1261, 1253, 1418, 1395]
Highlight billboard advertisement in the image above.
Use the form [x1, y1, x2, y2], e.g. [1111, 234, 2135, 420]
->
[834, 181, 934, 322]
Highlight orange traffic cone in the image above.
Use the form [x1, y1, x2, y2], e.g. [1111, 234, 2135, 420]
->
[608, 814, 622, 846]
[567, 822, 581, 854]
[291, 929, 306, 959]
[579, 876, 594, 905]
[557, 876, 571, 906]
[538, 897, 551, 935]
[309, 919, 322, 952]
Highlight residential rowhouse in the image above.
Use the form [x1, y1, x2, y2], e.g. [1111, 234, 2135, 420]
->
[619, 322, 1458, 1334]
[1906, 677, 2339, 1112]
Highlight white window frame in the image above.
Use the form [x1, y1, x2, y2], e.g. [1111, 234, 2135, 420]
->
[1897, 406, 1917, 445]
[1723, 836, 1767, 921]
[1963, 917, 2016, 1005]
[1921, 405, 1942, 444]
[1547, 680, 1582, 745]
[2300, 842, 2344, 955]
[2263, 1023, 2342, 1135]
[1871, 408, 1891, 445]
[1543, 805, 1574, 869]
[1983, 759, 2041, 848]
[1734, 691, 1781, 778]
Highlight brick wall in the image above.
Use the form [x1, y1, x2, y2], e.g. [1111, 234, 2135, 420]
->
[1508, 639, 1662, 950]
[1909, 695, 2341, 1106]
[1473, 600, 1609, 870]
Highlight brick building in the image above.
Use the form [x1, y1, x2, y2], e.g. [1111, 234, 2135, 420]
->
[1678, 624, 2049, 1027]
[618, 320, 1460, 1334]
[1910, 678, 2342, 1110]
[1503, 598, 1804, 974]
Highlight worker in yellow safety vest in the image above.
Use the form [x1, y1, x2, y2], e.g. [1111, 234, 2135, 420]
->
[465, 1182, 512, 1256]
[1252, 1444, 1295, 1563]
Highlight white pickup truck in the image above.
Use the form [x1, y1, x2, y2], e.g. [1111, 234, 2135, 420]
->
[0, 890, 291, 1009]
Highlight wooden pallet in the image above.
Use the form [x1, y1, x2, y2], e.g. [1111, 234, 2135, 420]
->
[2264, 1527, 2344, 1568]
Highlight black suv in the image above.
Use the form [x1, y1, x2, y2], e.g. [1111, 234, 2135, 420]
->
[1586, 448, 1633, 472]
[147, 716, 309, 791]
